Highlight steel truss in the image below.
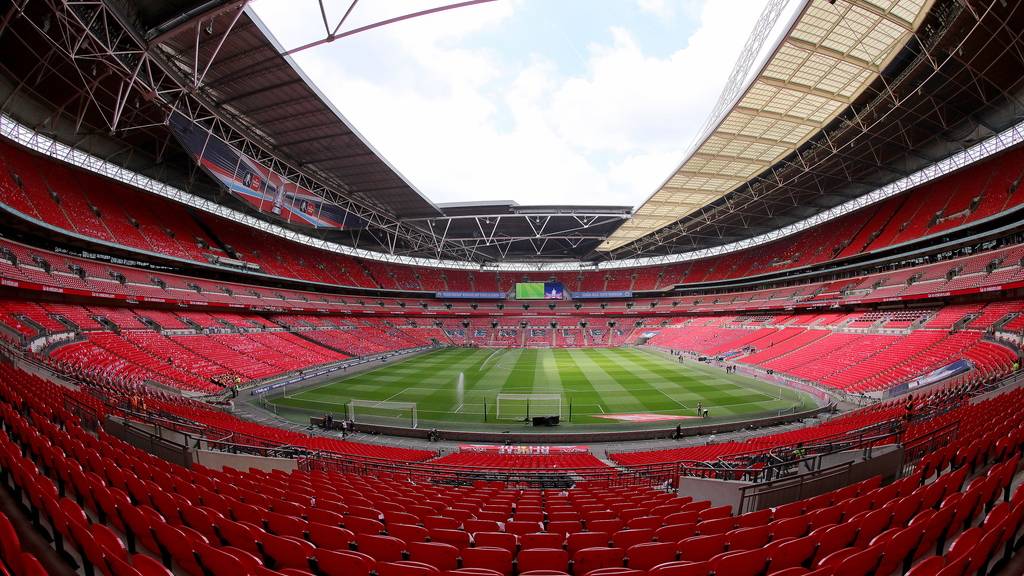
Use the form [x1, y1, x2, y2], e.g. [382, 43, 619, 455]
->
[2, 0, 489, 261]
[3, 0, 1023, 272]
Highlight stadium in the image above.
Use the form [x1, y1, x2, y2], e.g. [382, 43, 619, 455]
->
[0, 0, 1023, 574]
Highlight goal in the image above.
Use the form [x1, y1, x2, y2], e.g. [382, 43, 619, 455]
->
[495, 393, 562, 421]
[346, 400, 418, 429]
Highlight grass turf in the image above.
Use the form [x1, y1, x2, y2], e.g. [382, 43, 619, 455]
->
[268, 347, 813, 428]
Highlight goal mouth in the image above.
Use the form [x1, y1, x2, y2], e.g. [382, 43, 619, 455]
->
[495, 393, 562, 421]
[347, 400, 418, 429]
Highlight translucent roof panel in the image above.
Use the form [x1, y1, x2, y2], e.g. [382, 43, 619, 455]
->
[600, 0, 933, 252]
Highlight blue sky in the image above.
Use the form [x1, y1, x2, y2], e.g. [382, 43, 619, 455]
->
[251, 0, 797, 207]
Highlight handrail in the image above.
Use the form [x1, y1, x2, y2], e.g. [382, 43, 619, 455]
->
[297, 449, 682, 488]
[682, 429, 900, 484]
[736, 461, 856, 514]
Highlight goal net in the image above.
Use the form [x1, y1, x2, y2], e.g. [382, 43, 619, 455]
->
[495, 393, 561, 421]
[346, 400, 418, 429]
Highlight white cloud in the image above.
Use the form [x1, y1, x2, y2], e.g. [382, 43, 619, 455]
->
[636, 0, 674, 18]
[251, 0, 790, 208]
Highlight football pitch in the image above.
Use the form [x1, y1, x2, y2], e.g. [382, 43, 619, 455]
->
[268, 347, 815, 429]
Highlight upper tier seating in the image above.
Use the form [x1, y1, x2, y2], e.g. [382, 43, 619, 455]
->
[5, 136, 1024, 293]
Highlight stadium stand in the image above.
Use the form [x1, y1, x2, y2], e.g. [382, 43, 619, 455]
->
[4, 1, 1024, 573]
[0, 358, 1023, 575]
[5, 136, 1024, 294]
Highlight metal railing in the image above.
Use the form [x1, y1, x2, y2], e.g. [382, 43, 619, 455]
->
[297, 450, 683, 489]
[678, 427, 901, 484]
[736, 461, 856, 514]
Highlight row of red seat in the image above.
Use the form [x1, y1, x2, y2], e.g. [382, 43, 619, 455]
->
[4, 136, 1024, 294]
[645, 306, 1020, 394]
[1, 358, 1024, 575]
[609, 402, 904, 467]
[3, 227, 1024, 325]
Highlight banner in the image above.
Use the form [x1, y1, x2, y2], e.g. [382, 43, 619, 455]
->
[887, 359, 974, 397]
[436, 291, 506, 299]
[573, 291, 633, 299]
[168, 112, 365, 230]
[458, 445, 589, 454]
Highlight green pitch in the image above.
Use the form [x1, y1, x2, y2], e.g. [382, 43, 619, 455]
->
[268, 347, 814, 429]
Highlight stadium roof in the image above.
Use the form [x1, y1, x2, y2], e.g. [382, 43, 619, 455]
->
[601, 0, 933, 251]
[150, 6, 443, 220]
[1, 0, 1023, 266]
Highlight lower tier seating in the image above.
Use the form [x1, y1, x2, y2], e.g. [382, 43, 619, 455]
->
[1, 360, 1023, 576]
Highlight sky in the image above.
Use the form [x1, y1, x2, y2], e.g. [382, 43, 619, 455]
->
[250, 0, 799, 208]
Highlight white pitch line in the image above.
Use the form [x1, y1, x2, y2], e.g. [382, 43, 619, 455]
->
[377, 387, 412, 406]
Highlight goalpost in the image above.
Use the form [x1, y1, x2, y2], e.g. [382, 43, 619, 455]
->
[495, 393, 562, 421]
[346, 400, 418, 429]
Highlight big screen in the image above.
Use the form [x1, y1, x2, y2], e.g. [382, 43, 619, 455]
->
[515, 282, 565, 300]
[515, 282, 545, 299]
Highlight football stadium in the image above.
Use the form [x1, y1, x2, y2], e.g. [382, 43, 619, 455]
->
[1, 0, 1024, 574]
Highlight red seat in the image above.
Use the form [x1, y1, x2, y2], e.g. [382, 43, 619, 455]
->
[130, 554, 175, 576]
[696, 506, 731, 522]
[765, 535, 816, 572]
[647, 560, 710, 575]
[461, 546, 513, 576]
[612, 529, 653, 550]
[217, 520, 262, 556]
[626, 541, 677, 571]
[588, 520, 625, 534]
[425, 516, 461, 530]
[465, 520, 502, 534]
[517, 548, 569, 573]
[521, 532, 563, 550]
[408, 541, 459, 572]
[770, 517, 810, 541]
[904, 556, 948, 576]
[568, 532, 610, 555]
[307, 523, 354, 550]
[695, 517, 734, 535]
[507, 521, 543, 536]
[354, 533, 405, 562]
[572, 546, 626, 575]
[377, 560, 441, 575]
[709, 548, 769, 576]
[725, 525, 770, 550]
[151, 521, 206, 576]
[648, 519, 688, 540]
[311, 549, 373, 576]
[118, 504, 161, 554]
[677, 533, 726, 562]
[196, 544, 250, 576]
[547, 521, 583, 536]
[261, 533, 315, 570]
[812, 522, 858, 562]
[389, 522, 429, 545]
[430, 528, 471, 549]
[872, 526, 921, 576]
[344, 515, 385, 535]
[473, 532, 517, 553]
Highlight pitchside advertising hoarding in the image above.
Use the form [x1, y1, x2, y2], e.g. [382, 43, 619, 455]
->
[168, 112, 366, 231]
[459, 445, 589, 454]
